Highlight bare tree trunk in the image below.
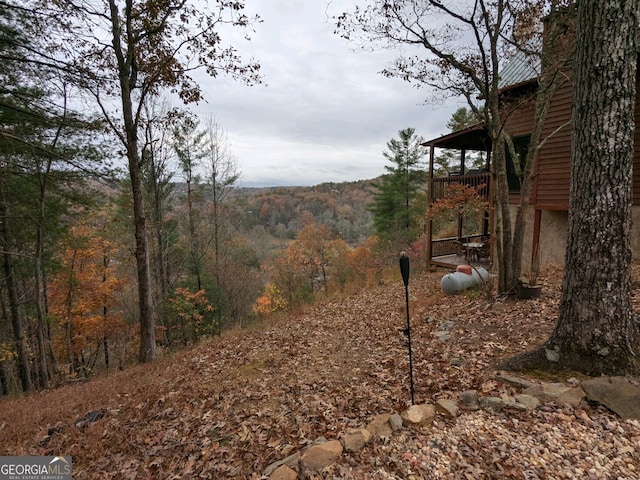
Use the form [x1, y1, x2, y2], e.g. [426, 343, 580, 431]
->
[492, 135, 514, 293]
[34, 157, 53, 388]
[107, 0, 155, 363]
[141, 112, 172, 347]
[511, 5, 573, 285]
[0, 360, 7, 395]
[103, 334, 110, 371]
[186, 178, 202, 290]
[129, 148, 156, 363]
[65, 250, 76, 374]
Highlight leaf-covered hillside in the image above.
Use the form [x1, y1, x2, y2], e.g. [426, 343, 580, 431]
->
[1, 266, 639, 478]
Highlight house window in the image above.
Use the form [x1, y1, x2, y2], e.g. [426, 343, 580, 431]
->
[506, 135, 530, 192]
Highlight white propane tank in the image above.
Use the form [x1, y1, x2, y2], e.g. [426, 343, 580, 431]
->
[441, 267, 489, 295]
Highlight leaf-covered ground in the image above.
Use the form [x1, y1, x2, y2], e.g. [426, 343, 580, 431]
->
[1, 266, 639, 479]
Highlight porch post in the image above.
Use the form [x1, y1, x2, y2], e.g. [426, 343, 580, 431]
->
[427, 144, 435, 268]
[458, 149, 466, 239]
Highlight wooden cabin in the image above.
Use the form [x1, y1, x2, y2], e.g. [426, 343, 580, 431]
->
[424, 9, 640, 270]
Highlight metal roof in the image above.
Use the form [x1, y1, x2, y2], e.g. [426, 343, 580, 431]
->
[497, 49, 540, 89]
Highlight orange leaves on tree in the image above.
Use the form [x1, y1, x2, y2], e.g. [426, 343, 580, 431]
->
[260, 223, 388, 309]
[252, 283, 287, 316]
[427, 183, 488, 219]
[48, 222, 128, 368]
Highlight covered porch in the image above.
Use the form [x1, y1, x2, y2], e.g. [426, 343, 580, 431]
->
[424, 124, 494, 270]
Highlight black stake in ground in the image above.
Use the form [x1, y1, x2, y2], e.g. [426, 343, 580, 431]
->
[399, 252, 415, 405]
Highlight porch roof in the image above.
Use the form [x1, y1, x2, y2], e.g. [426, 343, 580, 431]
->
[423, 123, 492, 151]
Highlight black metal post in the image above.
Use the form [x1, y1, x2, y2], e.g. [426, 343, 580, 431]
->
[399, 252, 415, 405]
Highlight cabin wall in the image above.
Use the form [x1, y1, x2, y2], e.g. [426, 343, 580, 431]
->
[503, 71, 640, 210]
[515, 205, 640, 269]
[535, 81, 573, 209]
[504, 205, 564, 269]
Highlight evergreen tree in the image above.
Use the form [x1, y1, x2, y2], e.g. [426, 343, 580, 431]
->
[369, 128, 427, 245]
[434, 107, 484, 176]
[0, 2, 107, 392]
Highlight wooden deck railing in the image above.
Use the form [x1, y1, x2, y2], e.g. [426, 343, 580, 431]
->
[431, 172, 491, 201]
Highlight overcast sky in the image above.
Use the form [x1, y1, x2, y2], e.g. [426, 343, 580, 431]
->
[195, 1, 460, 187]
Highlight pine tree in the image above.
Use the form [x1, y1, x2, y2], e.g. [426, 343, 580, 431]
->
[369, 128, 427, 245]
[434, 107, 484, 176]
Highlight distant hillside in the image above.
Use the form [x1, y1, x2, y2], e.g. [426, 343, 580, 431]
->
[167, 179, 378, 247]
[227, 179, 377, 245]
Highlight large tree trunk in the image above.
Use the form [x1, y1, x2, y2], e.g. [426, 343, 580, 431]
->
[108, 0, 155, 363]
[0, 172, 32, 392]
[505, 0, 640, 376]
[129, 144, 156, 363]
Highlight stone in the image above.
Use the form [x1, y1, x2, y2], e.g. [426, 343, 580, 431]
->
[341, 428, 372, 452]
[460, 390, 480, 410]
[501, 393, 514, 404]
[366, 414, 393, 438]
[268, 465, 297, 480]
[75, 410, 105, 429]
[434, 331, 452, 342]
[47, 421, 65, 436]
[556, 386, 586, 405]
[400, 404, 436, 426]
[450, 357, 465, 366]
[523, 383, 585, 406]
[389, 413, 403, 431]
[435, 399, 459, 418]
[514, 394, 541, 410]
[439, 321, 455, 330]
[281, 444, 295, 456]
[493, 373, 536, 389]
[299, 440, 343, 472]
[264, 452, 301, 477]
[581, 376, 640, 419]
[479, 396, 506, 410]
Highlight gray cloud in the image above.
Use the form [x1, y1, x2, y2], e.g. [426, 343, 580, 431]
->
[196, 1, 459, 186]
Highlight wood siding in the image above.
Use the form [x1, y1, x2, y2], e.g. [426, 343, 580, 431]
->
[503, 69, 640, 210]
[535, 80, 573, 209]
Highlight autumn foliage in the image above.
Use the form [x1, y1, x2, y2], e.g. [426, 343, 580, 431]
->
[427, 183, 488, 219]
[48, 223, 129, 376]
[254, 223, 388, 314]
[168, 287, 216, 345]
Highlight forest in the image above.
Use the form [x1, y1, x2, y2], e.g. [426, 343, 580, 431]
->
[3, 0, 640, 400]
[0, 0, 437, 395]
[0, 162, 413, 395]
